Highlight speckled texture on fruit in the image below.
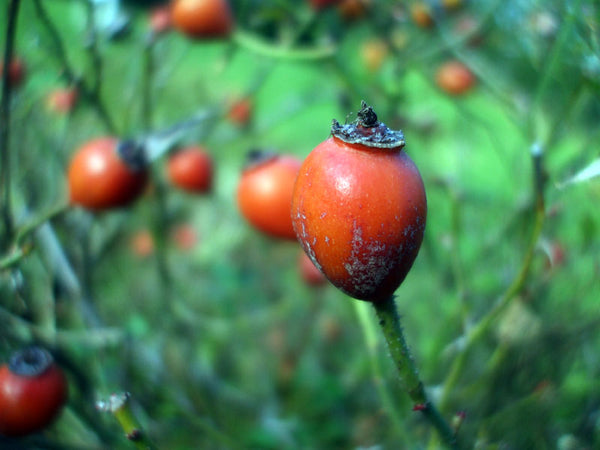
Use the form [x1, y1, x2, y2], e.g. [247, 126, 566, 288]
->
[291, 137, 426, 301]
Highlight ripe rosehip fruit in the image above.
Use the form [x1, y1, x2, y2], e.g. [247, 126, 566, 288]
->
[227, 97, 252, 126]
[0, 57, 25, 88]
[68, 137, 148, 211]
[237, 151, 302, 240]
[46, 88, 78, 114]
[291, 103, 427, 301]
[167, 146, 213, 194]
[435, 60, 476, 95]
[171, 0, 233, 38]
[149, 5, 172, 34]
[361, 39, 389, 73]
[410, 2, 434, 28]
[0, 347, 68, 437]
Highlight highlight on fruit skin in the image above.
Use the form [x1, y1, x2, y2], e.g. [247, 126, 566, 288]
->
[291, 102, 427, 302]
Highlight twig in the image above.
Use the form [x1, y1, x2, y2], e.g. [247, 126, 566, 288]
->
[32, 0, 117, 133]
[439, 144, 546, 412]
[97, 392, 158, 450]
[373, 296, 460, 449]
[232, 29, 336, 61]
[0, 0, 22, 248]
[354, 301, 411, 445]
[0, 305, 123, 349]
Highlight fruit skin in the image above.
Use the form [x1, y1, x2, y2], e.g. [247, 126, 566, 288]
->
[68, 137, 148, 210]
[130, 229, 154, 258]
[361, 39, 389, 73]
[46, 88, 78, 114]
[237, 153, 302, 241]
[227, 97, 252, 126]
[167, 146, 213, 194]
[410, 2, 434, 28]
[435, 60, 476, 95]
[171, 0, 233, 38]
[291, 130, 427, 302]
[149, 5, 172, 34]
[0, 58, 25, 88]
[0, 348, 68, 437]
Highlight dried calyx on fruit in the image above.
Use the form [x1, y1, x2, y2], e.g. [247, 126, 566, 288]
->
[331, 101, 405, 149]
[0, 346, 68, 437]
[116, 139, 149, 172]
[9, 347, 54, 377]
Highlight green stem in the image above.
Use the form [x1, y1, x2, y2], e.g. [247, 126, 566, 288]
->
[141, 36, 154, 130]
[439, 146, 546, 412]
[232, 29, 336, 61]
[0, 0, 21, 249]
[528, 0, 580, 141]
[15, 202, 70, 245]
[0, 203, 70, 270]
[32, 0, 117, 133]
[373, 296, 459, 449]
[98, 393, 158, 450]
[354, 301, 410, 445]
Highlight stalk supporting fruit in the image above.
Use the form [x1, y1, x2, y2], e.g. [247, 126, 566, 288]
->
[373, 296, 459, 449]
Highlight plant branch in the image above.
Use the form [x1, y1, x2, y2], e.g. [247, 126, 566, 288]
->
[0, 0, 22, 248]
[354, 301, 410, 445]
[232, 29, 336, 61]
[439, 144, 546, 412]
[97, 393, 158, 450]
[32, 0, 117, 133]
[373, 296, 459, 449]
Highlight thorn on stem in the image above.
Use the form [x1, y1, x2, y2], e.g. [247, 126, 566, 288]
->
[127, 429, 142, 441]
[452, 410, 466, 435]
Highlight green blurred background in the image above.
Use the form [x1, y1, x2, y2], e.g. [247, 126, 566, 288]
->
[1, 0, 600, 448]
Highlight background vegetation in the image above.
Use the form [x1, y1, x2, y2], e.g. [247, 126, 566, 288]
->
[1, 0, 599, 448]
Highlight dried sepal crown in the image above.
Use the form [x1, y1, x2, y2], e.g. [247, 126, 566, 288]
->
[331, 101, 405, 149]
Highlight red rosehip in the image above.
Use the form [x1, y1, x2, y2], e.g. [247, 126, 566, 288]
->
[291, 103, 427, 301]
[0, 347, 68, 437]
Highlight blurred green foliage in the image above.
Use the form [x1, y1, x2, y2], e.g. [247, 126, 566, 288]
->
[1, 0, 600, 448]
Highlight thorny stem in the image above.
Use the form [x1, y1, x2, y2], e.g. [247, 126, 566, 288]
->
[32, 0, 117, 133]
[439, 145, 546, 412]
[0, 0, 21, 249]
[373, 296, 459, 449]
